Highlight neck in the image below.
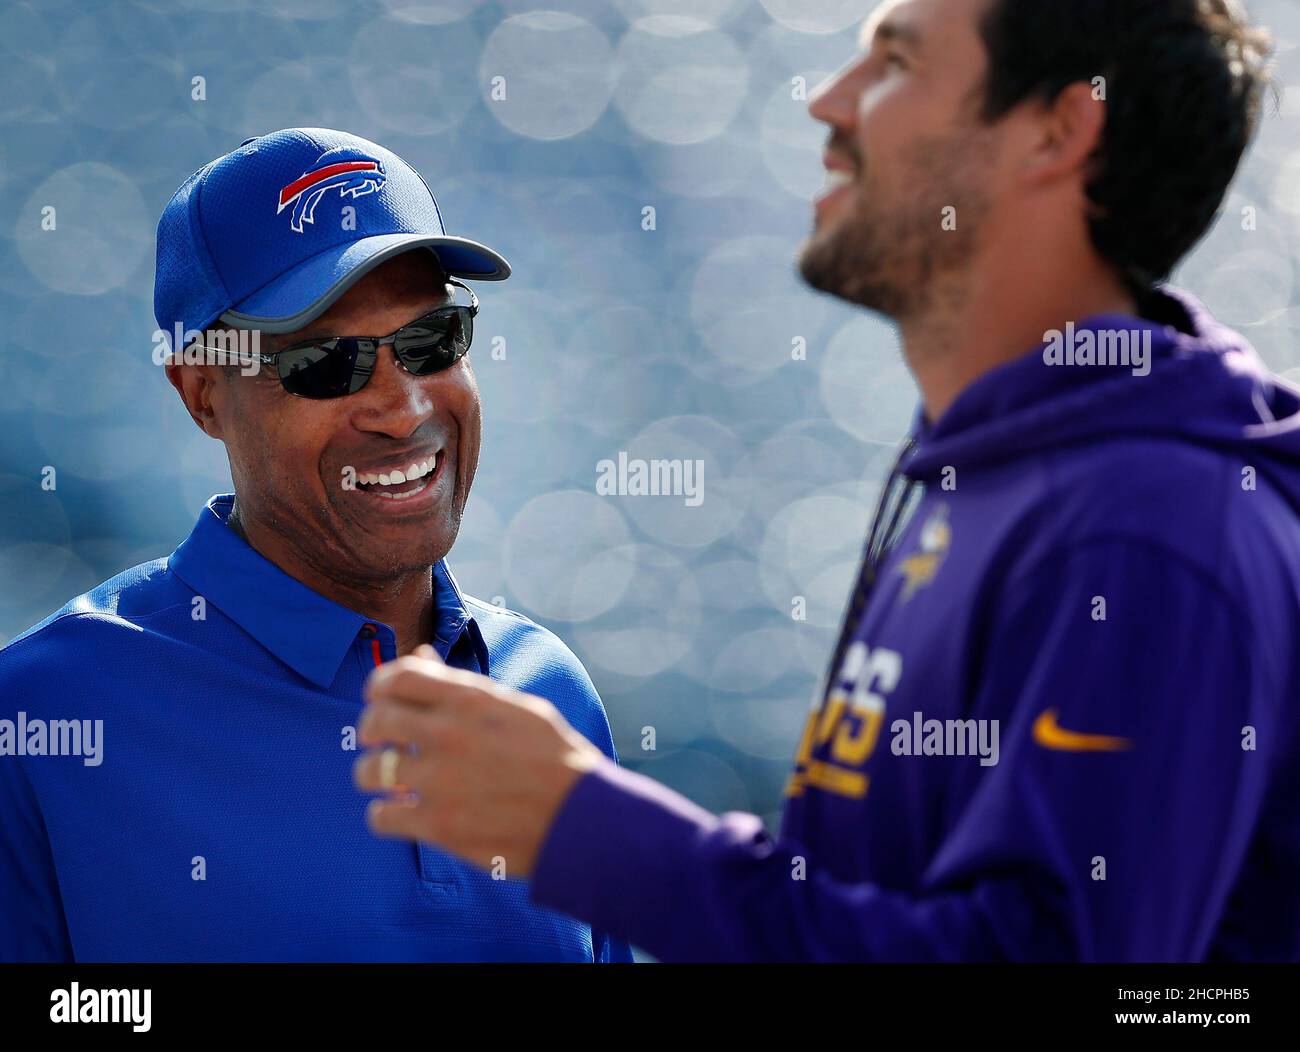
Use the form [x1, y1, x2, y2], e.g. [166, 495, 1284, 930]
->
[900, 251, 1138, 423]
[226, 499, 435, 657]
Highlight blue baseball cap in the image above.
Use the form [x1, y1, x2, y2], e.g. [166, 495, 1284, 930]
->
[154, 127, 509, 350]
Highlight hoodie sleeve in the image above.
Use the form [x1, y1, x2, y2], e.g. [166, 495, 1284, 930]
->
[529, 536, 1269, 961]
[514, 621, 635, 964]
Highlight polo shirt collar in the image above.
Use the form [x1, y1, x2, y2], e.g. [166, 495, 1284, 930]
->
[169, 493, 485, 688]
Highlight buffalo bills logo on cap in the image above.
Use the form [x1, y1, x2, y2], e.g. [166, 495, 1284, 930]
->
[276, 149, 387, 234]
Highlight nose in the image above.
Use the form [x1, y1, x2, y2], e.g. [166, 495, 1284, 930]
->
[808, 58, 861, 131]
[347, 343, 436, 437]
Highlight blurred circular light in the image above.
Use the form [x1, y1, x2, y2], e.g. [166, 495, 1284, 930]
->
[503, 490, 635, 621]
[1197, 248, 1295, 328]
[480, 12, 615, 141]
[758, 489, 874, 626]
[819, 315, 915, 443]
[11, 291, 139, 361]
[1270, 147, 1300, 217]
[253, 0, 353, 17]
[32, 420, 160, 482]
[749, 420, 862, 524]
[708, 691, 811, 761]
[562, 306, 692, 436]
[0, 2, 60, 63]
[242, 60, 357, 134]
[378, 0, 478, 24]
[0, 54, 56, 124]
[15, 163, 151, 295]
[792, 616, 839, 677]
[0, 54, 50, 123]
[350, 17, 480, 136]
[446, 494, 506, 602]
[174, 439, 236, 516]
[748, 17, 863, 78]
[758, 0, 874, 35]
[634, 126, 759, 198]
[0, 344, 44, 413]
[470, 288, 570, 425]
[572, 544, 702, 678]
[58, 58, 175, 131]
[706, 626, 797, 693]
[1174, 192, 1297, 327]
[0, 473, 72, 551]
[611, 0, 743, 26]
[0, 543, 76, 612]
[690, 235, 830, 379]
[760, 75, 831, 200]
[690, 557, 772, 614]
[1260, 0, 1300, 51]
[615, 415, 751, 548]
[614, 17, 748, 145]
[604, 687, 706, 764]
[24, 349, 155, 417]
[1238, 306, 1300, 375]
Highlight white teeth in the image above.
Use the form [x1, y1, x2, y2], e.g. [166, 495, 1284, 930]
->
[374, 477, 431, 501]
[824, 169, 854, 189]
[357, 452, 440, 492]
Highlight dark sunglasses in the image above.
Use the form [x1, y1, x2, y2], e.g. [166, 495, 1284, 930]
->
[249, 279, 478, 399]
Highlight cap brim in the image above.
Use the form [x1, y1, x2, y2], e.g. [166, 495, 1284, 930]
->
[220, 232, 510, 334]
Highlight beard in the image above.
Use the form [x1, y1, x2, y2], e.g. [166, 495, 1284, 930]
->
[799, 126, 998, 321]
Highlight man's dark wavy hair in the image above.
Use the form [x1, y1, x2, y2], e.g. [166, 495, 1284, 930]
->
[976, 0, 1275, 296]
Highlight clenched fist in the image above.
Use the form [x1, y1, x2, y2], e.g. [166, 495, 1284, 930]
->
[352, 645, 605, 878]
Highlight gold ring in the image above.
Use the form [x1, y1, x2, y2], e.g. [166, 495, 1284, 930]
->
[378, 748, 401, 789]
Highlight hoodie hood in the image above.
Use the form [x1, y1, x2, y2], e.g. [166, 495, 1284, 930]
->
[905, 285, 1300, 513]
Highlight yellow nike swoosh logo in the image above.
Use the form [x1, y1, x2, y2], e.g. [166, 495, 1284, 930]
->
[1032, 708, 1132, 752]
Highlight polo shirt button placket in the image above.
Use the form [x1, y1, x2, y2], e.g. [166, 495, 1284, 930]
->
[359, 622, 383, 668]
[359, 621, 461, 896]
[355, 620, 457, 894]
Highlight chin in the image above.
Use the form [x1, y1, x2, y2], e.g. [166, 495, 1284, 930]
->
[797, 230, 847, 296]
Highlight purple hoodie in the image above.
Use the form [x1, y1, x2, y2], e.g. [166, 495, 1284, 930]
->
[528, 285, 1300, 962]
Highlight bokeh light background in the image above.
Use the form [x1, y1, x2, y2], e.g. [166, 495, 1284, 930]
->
[2, 0, 1299, 836]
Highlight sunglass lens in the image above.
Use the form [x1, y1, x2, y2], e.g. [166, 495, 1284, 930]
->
[277, 340, 370, 399]
[393, 308, 473, 375]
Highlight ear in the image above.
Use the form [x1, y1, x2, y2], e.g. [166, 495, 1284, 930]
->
[1020, 79, 1107, 187]
[166, 359, 228, 441]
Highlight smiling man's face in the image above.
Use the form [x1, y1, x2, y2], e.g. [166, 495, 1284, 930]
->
[205, 250, 481, 582]
[800, 0, 1002, 320]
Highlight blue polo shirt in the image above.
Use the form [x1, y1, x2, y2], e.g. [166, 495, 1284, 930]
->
[0, 493, 631, 963]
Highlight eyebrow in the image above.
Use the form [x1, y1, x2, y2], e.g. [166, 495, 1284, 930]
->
[861, 18, 923, 54]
